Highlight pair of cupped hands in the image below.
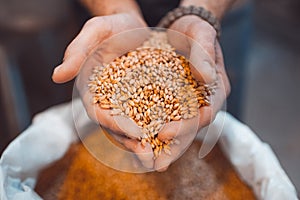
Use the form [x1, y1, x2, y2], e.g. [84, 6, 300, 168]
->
[52, 13, 230, 171]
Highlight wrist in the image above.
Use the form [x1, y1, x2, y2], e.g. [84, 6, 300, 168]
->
[80, 0, 142, 17]
[158, 6, 220, 38]
[180, 0, 236, 20]
[170, 15, 217, 38]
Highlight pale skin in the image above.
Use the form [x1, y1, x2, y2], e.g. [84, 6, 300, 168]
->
[52, 0, 233, 171]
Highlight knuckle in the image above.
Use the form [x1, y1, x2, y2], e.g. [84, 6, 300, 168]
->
[188, 19, 216, 37]
[83, 16, 112, 39]
[84, 16, 104, 28]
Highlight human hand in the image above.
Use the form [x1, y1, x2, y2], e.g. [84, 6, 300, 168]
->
[52, 13, 158, 168]
[52, 14, 229, 172]
[52, 13, 148, 83]
[150, 16, 231, 171]
[105, 17, 230, 171]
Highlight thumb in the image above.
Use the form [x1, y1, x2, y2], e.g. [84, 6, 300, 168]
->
[52, 17, 112, 83]
[189, 40, 217, 83]
[52, 14, 149, 83]
[167, 16, 218, 84]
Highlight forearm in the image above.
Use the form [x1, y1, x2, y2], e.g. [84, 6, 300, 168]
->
[180, 0, 237, 20]
[80, 0, 142, 17]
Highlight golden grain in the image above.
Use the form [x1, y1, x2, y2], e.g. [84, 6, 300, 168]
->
[88, 31, 216, 159]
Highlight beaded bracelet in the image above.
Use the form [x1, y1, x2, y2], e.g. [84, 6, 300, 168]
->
[157, 6, 221, 38]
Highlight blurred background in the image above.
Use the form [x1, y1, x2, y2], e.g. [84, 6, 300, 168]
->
[0, 0, 299, 193]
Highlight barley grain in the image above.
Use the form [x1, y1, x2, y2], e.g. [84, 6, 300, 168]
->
[88, 31, 217, 159]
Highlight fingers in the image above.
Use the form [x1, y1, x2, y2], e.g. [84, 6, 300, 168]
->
[197, 106, 214, 128]
[157, 121, 182, 141]
[154, 115, 200, 171]
[81, 90, 143, 138]
[198, 74, 226, 128]
[189, 40, 217, 83]
[160, 17, 229, 171]
[215, 42, 231, 97]
[168, 15, 217, 83]
[52, 14, 149, 83]
[157, 114, 200, 141]
[154, 132, 195, 171]
[52, 17, 112, 83]
[112, 115, 143, 138]
[83, 90, 153, 169]
[187, 19, 217, 83]
[110, 133, 154, 169]
[198, 42, 231, 128]
[124, 140, 154, 169]
[153, 38, 229, 172]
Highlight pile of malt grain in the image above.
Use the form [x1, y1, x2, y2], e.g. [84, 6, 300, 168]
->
[88, 31, 216, 158]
